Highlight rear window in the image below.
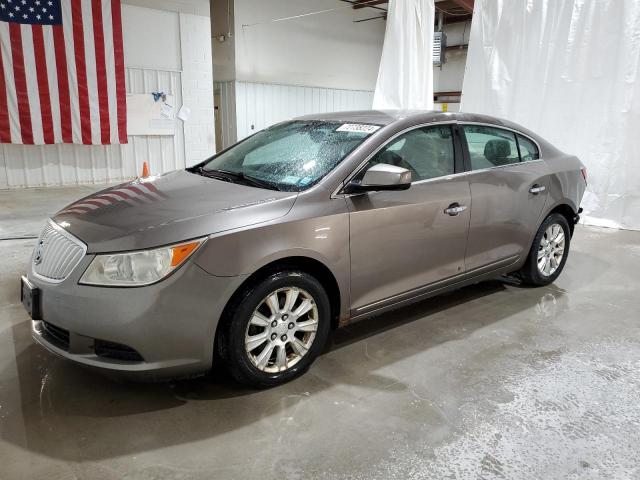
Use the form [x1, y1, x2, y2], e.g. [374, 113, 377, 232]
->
[517, 134, 540, 161]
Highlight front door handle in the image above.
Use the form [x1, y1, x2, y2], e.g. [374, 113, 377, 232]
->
[444, 203, 467, 216]
[529, 184, 546, 194]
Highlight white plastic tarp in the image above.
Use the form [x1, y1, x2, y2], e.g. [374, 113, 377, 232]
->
[461, 0, 640, 230]
[372, 0, 435, 110]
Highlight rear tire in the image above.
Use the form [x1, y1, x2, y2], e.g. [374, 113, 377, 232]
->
[217, 270, 331, 389]
[518, 213, 571, 286]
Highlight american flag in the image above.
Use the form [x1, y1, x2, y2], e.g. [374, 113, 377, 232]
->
[0, 0, 127, 145]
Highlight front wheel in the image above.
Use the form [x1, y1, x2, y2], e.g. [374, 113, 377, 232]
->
[518, 213, 571, 286]
[218, 271, 331, 388]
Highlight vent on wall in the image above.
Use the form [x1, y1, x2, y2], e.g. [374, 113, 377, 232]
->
[433, 31, 447, 65]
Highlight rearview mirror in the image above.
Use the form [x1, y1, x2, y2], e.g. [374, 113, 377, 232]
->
[343, 164, 412, 194]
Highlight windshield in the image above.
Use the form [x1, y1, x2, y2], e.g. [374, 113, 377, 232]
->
[195, 120, 380, 191]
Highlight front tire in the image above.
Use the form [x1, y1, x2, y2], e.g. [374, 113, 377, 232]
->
[518, 213, 571, 286]
[218, 270, 331, 388]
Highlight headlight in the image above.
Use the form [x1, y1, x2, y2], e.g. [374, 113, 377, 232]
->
[79, 238, 206, 286]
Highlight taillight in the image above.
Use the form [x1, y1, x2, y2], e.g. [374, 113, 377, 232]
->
[580, 166, 587, 184]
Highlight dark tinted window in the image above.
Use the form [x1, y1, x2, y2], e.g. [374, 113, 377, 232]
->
[517, 134, 540, 161]
[362, 125, 455, 182]
[463, 125, 519, 170]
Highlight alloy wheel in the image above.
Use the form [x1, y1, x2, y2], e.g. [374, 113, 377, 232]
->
[244, 287, 319, 373]
[537, 223, 566, 277]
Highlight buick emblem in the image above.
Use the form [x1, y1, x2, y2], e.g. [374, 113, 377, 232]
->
[34, 240, 44, 265]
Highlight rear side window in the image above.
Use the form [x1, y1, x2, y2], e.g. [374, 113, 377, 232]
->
[517, 134, 540, 161]
[462, 125, 520, 170]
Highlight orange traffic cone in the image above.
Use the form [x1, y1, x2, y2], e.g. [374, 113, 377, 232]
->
[141, 161, 150, 178]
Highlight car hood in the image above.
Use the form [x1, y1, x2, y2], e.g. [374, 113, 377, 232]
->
[53, 170, 298, 253]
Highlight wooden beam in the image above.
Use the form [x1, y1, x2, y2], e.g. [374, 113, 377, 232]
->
[448, 0, 474, 13]
[353, 0, 389, 9]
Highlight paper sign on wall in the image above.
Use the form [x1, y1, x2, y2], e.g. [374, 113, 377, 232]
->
[160, 103, 174, 119]
[126, 94, 176, 136]
[177, 105, 191, 122]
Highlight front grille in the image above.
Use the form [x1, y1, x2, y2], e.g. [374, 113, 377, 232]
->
[41, 321, 70, 351]
[94, 339, 144, 362]
[33, 221, 86, 282]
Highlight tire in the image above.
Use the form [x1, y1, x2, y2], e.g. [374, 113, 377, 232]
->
[217, 270, 331, 389]
[518, 213, 571, 286]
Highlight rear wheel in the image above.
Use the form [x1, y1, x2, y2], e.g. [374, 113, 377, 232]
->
[218, 271, 330, 388]
[518, 213, 571, 286]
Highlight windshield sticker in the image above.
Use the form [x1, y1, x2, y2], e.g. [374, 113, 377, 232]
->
[336, 123, 381, 134]
[281, 175, 300, 184]
[299, 176, 313, 186]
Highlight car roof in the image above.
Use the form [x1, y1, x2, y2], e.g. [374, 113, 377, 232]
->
[294, 109, 526, 130]
[295, 109, 444, 126]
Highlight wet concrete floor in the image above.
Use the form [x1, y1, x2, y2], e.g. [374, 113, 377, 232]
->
[1, 186, 639, 479]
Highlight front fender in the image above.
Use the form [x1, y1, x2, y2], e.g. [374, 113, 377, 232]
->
[193, 197, 351, 318]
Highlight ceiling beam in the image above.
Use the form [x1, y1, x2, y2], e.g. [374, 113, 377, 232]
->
[352, 0, 389, 9]
[448, 0, 474, 13]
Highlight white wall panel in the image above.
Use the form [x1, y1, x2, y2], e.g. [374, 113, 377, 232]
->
[122, 4, 181, 71]
[0, 149, 7, 189]
[234, 81, 374, 142]
[234, 0, 385, 91]
[0, 67, 184, 189]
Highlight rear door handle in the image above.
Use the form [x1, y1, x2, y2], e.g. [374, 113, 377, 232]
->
[529, 184, 546, 194]
[444, 203, 467, 216]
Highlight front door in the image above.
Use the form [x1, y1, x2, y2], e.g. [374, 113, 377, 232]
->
[345, 124, 471, 314]
[460, 124, 550, 271]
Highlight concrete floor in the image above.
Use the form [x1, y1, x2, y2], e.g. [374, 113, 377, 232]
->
[1, 186, 640, 480]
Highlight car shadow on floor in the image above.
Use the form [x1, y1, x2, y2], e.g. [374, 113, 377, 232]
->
[0, 278, 568, 462]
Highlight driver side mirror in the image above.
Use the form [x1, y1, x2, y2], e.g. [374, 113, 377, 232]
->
[343, 163, 412, 194]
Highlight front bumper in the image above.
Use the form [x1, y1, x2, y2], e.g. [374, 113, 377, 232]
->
[27, 256, 245, 379]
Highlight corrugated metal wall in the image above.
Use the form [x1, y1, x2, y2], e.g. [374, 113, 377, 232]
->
[0, 67, 184, 189]
[235, 81, 374, 141]
[214, 81, 374, 150]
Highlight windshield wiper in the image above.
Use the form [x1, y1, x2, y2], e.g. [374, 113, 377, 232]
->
[201, 168, 282, 191]
[191, 166, 232, 182]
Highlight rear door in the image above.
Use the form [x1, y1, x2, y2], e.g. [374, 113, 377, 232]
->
[345, 123, 471, 314]
[460, 124, 550, 271]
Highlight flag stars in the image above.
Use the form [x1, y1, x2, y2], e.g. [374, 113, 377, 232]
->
[29, 7, 34, 12]
[42, 7, 46, 12]
[14, 5, 19, 10]
[20, 0, 25, 4]
[8, 11, 13, 17]
[48, 14, 52, 19]
[0, 4, 5, 9]
[36, 13, 40, 19]
[22, 12, 26, 18]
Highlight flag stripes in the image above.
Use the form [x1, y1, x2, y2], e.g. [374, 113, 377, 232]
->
[0, 0, 127, 145]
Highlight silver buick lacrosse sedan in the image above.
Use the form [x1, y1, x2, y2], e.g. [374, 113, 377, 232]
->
[21, 110, 586, 388]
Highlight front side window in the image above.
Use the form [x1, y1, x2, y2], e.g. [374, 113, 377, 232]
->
[517, 134, 540, 161]
[197, 121, 378, 191]
[358, 125, 455, 182]
[463, 125, 520, 170]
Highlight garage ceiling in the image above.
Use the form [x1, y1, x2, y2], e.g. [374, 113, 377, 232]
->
[343, 0, 473, 23]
